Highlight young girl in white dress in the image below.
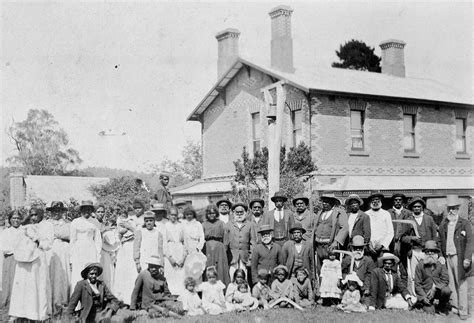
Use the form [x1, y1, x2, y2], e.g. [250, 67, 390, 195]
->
[196, 266, 227, 315]
[178, 277, 206, 316]
[319, 250, 342, 306]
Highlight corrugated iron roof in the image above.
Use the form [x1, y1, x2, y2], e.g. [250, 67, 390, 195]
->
[25, 175, 109, 204]
[188, 56, 473, 121]
[171, 179, 233, 195]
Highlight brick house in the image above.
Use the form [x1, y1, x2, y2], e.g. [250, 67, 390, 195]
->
[172, 5, 473, 213]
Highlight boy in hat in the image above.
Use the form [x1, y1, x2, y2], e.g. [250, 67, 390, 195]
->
[68, 263, 119, 322]
[216, 198, 233, 224]
[399, 196, 438, 295]
[345, 194, 371, 246]
[251, 225, 282, 283]
[365, 192, 393, 262]
[311, 193, 348, 275]
[282, 223, 313, 279]
[341, 235, 375, 302]
[369, 253, 415, 310]
[224, 202, 256, 279]
[130, 256, 184, 317]
[154, 172, 173, 208]
[439, 195, 472, 320]
[292, 194, 315, 242]
[263, 191, 294, 246]
[414, 240, 451, 315]
[248, 198, 265, 243]
[134, 210, 164, 273]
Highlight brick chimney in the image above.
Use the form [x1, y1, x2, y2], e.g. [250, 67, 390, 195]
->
[216, 28, 240, 79]
[269, 5, 295, 73]
[379, 39, 406, 77]
[9, 172, 25, 209]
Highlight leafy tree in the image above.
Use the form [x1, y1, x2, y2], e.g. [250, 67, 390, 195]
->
[7, 109, 83, 175]
[332, 39, 381, 72]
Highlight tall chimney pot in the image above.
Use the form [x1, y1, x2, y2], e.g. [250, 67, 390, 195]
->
[379, 39, 406, 77]
[269, 5, 295, 73]
[215, 28, 240, 79]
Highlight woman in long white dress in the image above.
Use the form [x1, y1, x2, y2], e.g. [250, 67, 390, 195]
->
[9, 207, 54, 321]
[163, 206, 186, 296]
[69, 201, 102, 291]
[46, 201, 71, 314]
[182, 206, 205, 255]
[113, 206, 139, 305]
[100, 208, 120, 290]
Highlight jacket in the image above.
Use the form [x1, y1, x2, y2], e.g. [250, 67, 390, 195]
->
[346, 210, 371, 245]
[251, 243, 282, 283]
[341, 255, 375, 293]
[414, 261, 449, 301]
[281, 240, 314, 280]
[262, 209, 294, 240]
[311, 207, 348, 246]
[370, 267, 409, 309]
[439, 217, 473, 281]
[292, 209, 316, 242]
[224, 220, 256, 265]
[388, 207, 413, 241]
[67, 279, 119, 320]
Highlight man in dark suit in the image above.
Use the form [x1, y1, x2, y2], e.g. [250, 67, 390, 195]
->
[262, 191, 294, 247]
[388, 193, 412, 256]
[281, 223, 314, 279]
[369, 253, 415, 310]
[344, 194, 371, 246]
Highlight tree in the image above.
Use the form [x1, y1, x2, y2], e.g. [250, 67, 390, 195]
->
[7, 109, 83, 175]
[332, 39, 381, 72]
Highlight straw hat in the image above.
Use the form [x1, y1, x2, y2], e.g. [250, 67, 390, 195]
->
[345, 194, 363, 206]
[81, 262, 103, 279]
[380, 253, 399, 264]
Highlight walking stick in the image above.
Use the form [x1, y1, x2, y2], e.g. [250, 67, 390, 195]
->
[268, 297, 304, 311]
[392, 219, 420, 237]
[150, 304, 181, 319]
[333, 249, 354, 272]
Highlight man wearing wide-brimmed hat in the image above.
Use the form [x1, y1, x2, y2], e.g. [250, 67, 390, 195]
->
[282, 223, 313, 278]
[400, 196, 438, 295]
[388, 193, 412, 253]
[262, 191, 294, 247]
[249, 198, 265, 243]
[154, 171, 173, 208]
[439, 195, 472, 320]
[414, 240, 451, 315]
[365, 192, 393, 262]
[251, 225, 282, 283]
[311, 192, 348, 275]
[345, 194, 371, 246]
[216, 198, 233, 224]
[292, 194, 315, 242]
[369, 253, 414, 310]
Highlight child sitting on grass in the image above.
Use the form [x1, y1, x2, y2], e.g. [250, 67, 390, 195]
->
[197, 266, 227, 315]
[178, 277, 206, 316]
[231, 282, 259, 311]
[269, 265, 302, 310]
[252, 269, 272, 309]
[337, 273, 366, 313]
[292, 267, 315, 308]
[319, 250, 342, 306]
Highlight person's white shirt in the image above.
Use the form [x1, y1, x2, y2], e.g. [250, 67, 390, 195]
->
[366, 208, 394, 249]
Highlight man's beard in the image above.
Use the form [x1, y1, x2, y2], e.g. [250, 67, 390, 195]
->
[371, 202, 382, 210]
[262, 237, 272, 244]
[353, 250, 364, 260]
[447, 213, 458, 222]
[423, 254, 439, 265]
[253, 212, 261, 217]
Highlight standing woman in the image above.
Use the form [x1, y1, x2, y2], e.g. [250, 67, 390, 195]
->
[69, 201, 102, 291]
[202, 204, 229, 286]
[163, 206, 186, 296]
[9, 207, 54, 321]
[100, 206, 120, 290]
[46, 201, 71, 314]
[182, 206, 205, 255]
[0, 210, 23, 310]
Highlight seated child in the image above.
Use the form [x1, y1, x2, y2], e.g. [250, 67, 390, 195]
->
[232, 282, 259, 311]
[292, 267, 315, 308]
[197, 266, 227, 315]
[337, 273, 366, 313]
[178, 277, 206, 316]
[319, 250, 342, 306]
[269, 265, 302, 310]
[130, 256, 184, 318]
[252, 268, 272, 309]
[225, 268, 247, 304]
[67, 263, 120, 322]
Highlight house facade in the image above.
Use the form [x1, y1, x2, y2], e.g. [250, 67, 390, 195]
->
[172, 5, 473, 214]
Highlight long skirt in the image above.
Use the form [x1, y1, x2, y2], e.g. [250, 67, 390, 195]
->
[50, 239, 70, 312]
[164, 242, 186, 296]
[204, 240, 230, 286]
[70, 238, 99, 291]
[9, 251, 51, 320]
[113, 240, 137, 305]
[100, 249, 116, 291]
[0, 255, 16, 310]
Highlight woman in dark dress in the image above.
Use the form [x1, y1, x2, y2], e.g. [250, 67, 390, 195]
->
[202, 205, 230, 286]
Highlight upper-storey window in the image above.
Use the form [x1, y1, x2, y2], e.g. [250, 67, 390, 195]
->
[350, 110, 364, 150]
[456, 117, 467, 153]
[251, 112, 261, 152]
[403, 114, 416, 152]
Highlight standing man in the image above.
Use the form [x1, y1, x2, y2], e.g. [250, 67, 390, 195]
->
[439, 195, 472, 320]
[263, 191, 294, 247]
[344, 194, 371, 246]
[311, 193, 348, 275]
[292, 194, 315, 242]
[154, 172, 173, 208]
[399, 196, 438, 295]
[248, 198, 266, 244]
[388, 193, 412, 256]
[365, 192, 394, 262]
[216, 198, 233, 225]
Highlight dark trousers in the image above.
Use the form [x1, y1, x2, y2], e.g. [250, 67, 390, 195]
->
[418, 287, 451, 314]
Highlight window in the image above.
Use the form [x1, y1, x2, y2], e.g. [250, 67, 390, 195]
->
[350, 110, 364, 150]
[251, 112, 261, 152]
[403, 114, 416, 151]
[291, 109, 302, 147]
[456, 118, 466, 153]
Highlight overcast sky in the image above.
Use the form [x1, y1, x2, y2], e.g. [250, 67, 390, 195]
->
[1, 1, 472, 171]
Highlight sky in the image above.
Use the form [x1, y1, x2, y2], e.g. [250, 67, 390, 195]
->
[1, 0, 472, 172]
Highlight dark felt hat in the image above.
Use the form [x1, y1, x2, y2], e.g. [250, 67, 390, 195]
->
[292, 194, 309, 206]
[344, 194, 363, 206]
[289, 222, 306, 234]
[257, 224, 273, 234]
[367, 191, 385, 201]
[81, 262, 103, 279]
[216, 198, 232, 208]
[408, 196, 426, 209]
[422, 240, 440, 253]
[231, 202, 248, 212]
[391, 193, 407, 201]
[270, 191, 288, 203]
[46, 201, 68, 212]
[249, 198, 265, 209]
[320, 193, 340, 206]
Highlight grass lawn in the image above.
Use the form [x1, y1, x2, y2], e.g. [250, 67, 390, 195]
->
[135, 307, 464, 323]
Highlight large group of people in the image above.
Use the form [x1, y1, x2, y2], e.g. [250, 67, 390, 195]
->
[0, 172, 471, 321]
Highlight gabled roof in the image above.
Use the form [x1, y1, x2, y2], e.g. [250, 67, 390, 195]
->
[24, 175, 109, 204]
[170, 179, 233, 196]
[188, 56, 473, 121]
